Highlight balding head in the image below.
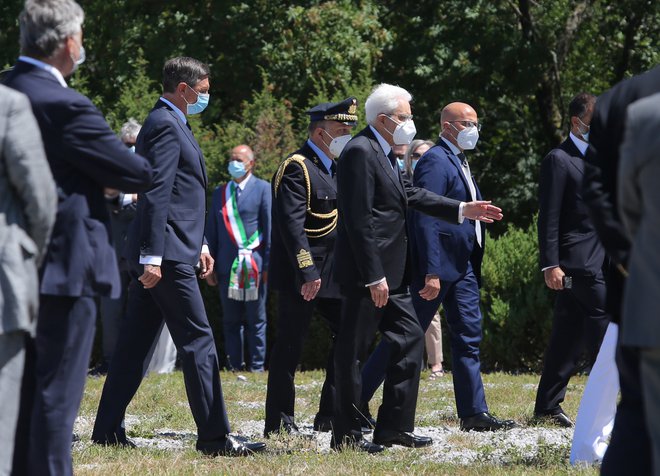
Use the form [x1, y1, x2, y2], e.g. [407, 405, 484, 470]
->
[440, 102, 479, 151]
[231, 144, 254, 162]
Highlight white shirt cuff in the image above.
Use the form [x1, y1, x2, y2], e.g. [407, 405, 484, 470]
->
[541, 265, 559, 272]
[120, 193, 134, 207]
[365, 277, 386, 287]
[458, 202, 466, 224]
[201, 244, 210, 255]
[139, 255, 162, 266]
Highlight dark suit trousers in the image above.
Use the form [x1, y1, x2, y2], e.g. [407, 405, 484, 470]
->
[333, 287, 424, 442]
[12, 295, 96, 476]
[360, 265, 488, 418]
[535, 273, 609, 414]
[265, 287, 341, 432]
[92, 261, 230, 443]
[601, 343, 652, 475]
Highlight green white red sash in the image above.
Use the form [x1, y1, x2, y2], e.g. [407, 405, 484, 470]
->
[221, 182, 261, 301]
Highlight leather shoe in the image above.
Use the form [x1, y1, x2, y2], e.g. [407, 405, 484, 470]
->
[534, 410, 573, 428]
[91, 434, 137, 448]
[373, 429, 433, 448]
[357, 401, 377, 430]
[313, 414, 333, 432]
[196, 434, 266, 457]
[264, 421, 313, 438]
[460, 412, 518, 432]
[331, 435, 385, 454]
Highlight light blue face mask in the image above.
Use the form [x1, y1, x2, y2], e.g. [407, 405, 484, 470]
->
[412, 159, 419, 170]
[228, 160, 246, 179]
[396, 158, 405, 170]
[128, 145, 135, 154]
[185, 84, 210, 115]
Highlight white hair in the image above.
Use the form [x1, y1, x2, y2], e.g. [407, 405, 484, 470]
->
[365, 83, 413, 125]
[120, 118, 141, 142]
[20, 0, 85, 58]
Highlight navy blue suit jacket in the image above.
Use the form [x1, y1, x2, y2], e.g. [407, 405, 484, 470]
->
[125, 100, 208, 266]
[409, 139, 485, 284]
[538, 138, 605, 276]
[4, 61, 153, 298]
[206, 176, 271, 277]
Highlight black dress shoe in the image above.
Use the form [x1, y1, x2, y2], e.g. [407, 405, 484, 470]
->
[357, 401, 377, 430]
[196, 435, 266, 457]
[331, 435, 385, 454]
[460, 412, 519, 432]
[264, 421, 309, 438]
[91, 434, 137, 448]
[373, 429, 433, 448]
[313, 414, 333, 432]
[534, 410, 574, 428]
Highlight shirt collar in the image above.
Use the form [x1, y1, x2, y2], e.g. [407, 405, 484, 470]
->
[159, 96, 187, 124]
[234, 172, 252, 190]
[306, 139, 333, 174]
[18, 56, 67, 88]
[440, 136, 462, 157]
[369, 125, 392, 157]
[569, 131, 588, 156]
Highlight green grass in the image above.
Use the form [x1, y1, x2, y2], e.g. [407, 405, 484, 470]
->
[74, 371, 598, 475]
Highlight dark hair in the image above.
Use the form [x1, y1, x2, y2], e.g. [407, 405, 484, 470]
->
[162, 57, 210, 93]
[568, 92, 596, 119]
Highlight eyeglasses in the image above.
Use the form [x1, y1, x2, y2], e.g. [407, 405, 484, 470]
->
[450, 120, 482, 131]
[387, 113, 414, 123]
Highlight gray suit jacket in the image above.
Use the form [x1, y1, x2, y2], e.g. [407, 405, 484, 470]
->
[618, 91, 660, 347]
[0, 85, 57, 335]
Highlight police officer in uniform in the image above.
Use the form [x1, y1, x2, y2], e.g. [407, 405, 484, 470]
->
[265, 98, 357, 436]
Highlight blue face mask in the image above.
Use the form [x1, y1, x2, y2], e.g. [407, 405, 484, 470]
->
[128, 145, 136, 154]
[184, 84, 210, 115]
[412, 159, 418, 170]
[228, 160, 247, 179]
[396, 158, 405, 170]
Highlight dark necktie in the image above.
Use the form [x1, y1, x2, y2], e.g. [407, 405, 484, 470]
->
[186, 121, 193, 135]
[458, 152, 467, 167]
[387, 150, 397, 169]
[330, 160, 337, 177]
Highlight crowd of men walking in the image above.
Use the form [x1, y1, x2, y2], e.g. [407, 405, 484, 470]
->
[2, 1, 660, 475]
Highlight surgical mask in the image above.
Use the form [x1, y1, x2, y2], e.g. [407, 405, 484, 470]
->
[387, 116, 417, 145]
[128, 145, 135, 154]
[184, 84, 210, 115]
[396, 158, 405, 170]
[228, 160, 247, 179]
[323, 130, 352, 157]
[452, 124, 479, 150]
[577, 117, 590, 142]
[412, 159, 418, 170]
[69, 40, 85, 74]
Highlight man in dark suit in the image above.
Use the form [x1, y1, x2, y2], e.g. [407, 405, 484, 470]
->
[582, 65, 660, 475]
[206, 144, 271, 372]
[333, 85, 503, 452]
[534, 93, 608, 427]
[4, 1, 154, 474]
[91, 57, 265, 457]
[265, 98, 357, 437]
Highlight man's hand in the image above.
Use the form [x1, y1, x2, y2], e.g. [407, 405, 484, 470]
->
[301, 278, 321, 301]
[139, 264, 162, 289]
[103, 188, 120, 199]
[463, 201, 503, 223]
[199, 253, 214, 280]
[544, 266, 565, 290]
[419, 274, 441, 301]
[205, 273, 218, 286]
[369, 279, 389, 308]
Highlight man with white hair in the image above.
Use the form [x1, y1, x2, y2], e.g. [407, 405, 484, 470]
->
[332, 84, 502, 452]
[4, 1, 153, 474]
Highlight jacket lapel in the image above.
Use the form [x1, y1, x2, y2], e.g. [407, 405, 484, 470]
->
[301, 143, 336, 191]
[363, 128, 405, 199]
[560, 138, 586, 177]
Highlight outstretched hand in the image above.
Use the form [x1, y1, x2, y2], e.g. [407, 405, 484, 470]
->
[463, 201, 503, 223]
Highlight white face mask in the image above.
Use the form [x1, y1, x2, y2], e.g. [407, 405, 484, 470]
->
[453, 124, 479, 150]
[390, 117, 417, 145]
[323, 130, 352, 158]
